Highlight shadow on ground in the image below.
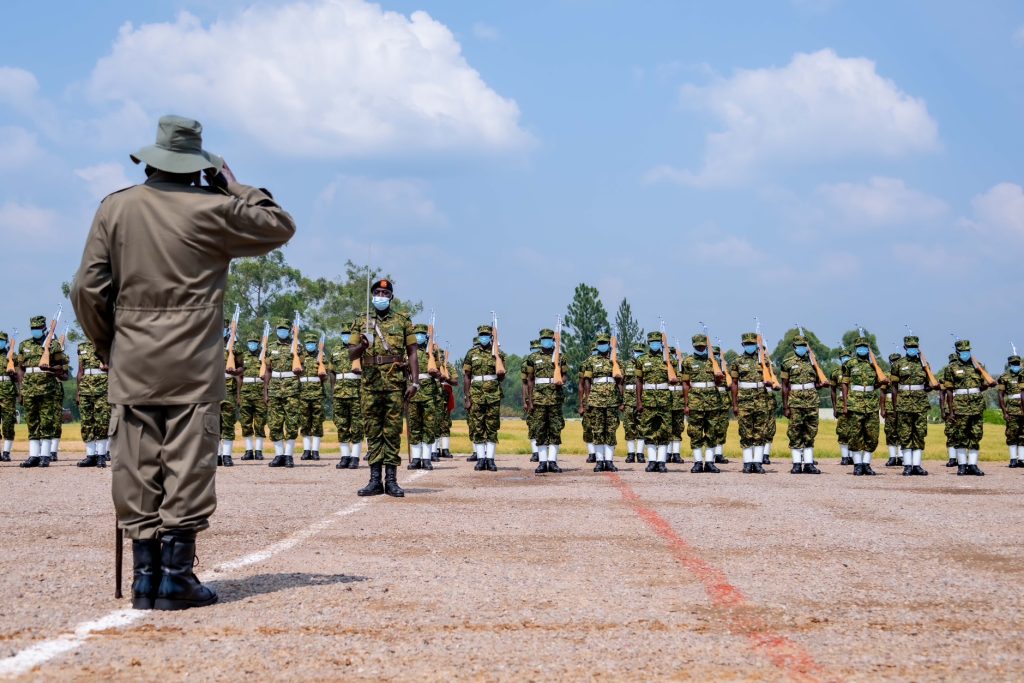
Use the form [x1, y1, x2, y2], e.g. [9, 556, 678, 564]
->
[209, 572, 369, 604]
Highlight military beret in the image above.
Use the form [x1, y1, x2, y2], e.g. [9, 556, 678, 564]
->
[646, 331, 662, 342]
[741, 332, 757, 344]
[595, 332, 611, 344]
[30, 315, 46, 328]
[1009, 355, 1021, 364]
[955, 339, 971, 351]
[888, 353, 902, 363]
[792, 335, 807, 346]
[371, 278, 393, 295]
[303, 332, 319, 343]
[477, 324, 493, 335]
[854, 336, 870, 346]
[275, 318, 291, 329]
[413, 323, 428, 334]
[903, 335, 919, 347]
[692, 334, 708, 347]
[538, 328, 555, 338]
[632, 343, 646, 352]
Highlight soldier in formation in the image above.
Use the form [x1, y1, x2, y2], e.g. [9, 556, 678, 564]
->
[582, 344, 598, 464]
[463, 324, 505, 472]
[668, 346, 686, 465]
[407, 323, 441, 470]
[889, 336, 934, 476]
[841, 336, 888, 476]
[524, 328, 568, 473]
[943, 339, 993, 476]
[297, 333, 326, 461]
[622, 342, 645, 464]
[579, 332, 621, 472]
[831, 348, 853, 466]
[17, 315, 67, 468]
[883, 351, 903, 467]
[0, 331, 15, 460]
[523, 339, 541, 462]
[779, 335, 822, 474]
[219, 320, 242, 467]
[999, 354, 1024, 468]
[330, 323, 362, 469]
[238, 334, 268, 460]
[265, 319, 301, 468]
[75, 340, 110, 468]
[682, 334, 724, 473]
[730, 332, 770, 474]
[436, 349, 457, 459]
[636, 331, 672, 472]
[710, 345, 730, 465]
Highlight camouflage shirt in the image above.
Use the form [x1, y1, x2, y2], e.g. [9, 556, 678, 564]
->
[267, 340, 300, 398]
[671, 354, 687, 410]
[239, 350, 264, 398]
[17, 338, 66, 399]
[410, 346, 441, 404]
[581, 354, 619, 408]
[622, 357, 639, 390]
[526, 349, 567, 406]
[635, 351, 671, 408]
[843, 357, 882, 413]
[463, 346, 506, 403]
[350, 310, 416, 393]
[77, 341, 108, 397]
[299, 350, 325, 399]
[731, 353, 766, 405]
[942, 360, 986, 416]
[328, 345, 360, 400]
[780, 354, 819, 410]
[998, 370, 1024, 417]
[683, 355, 723, 411]
[890, 358, 931, 414]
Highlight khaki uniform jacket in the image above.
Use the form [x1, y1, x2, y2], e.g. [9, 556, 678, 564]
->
[71, 179, 295, 405]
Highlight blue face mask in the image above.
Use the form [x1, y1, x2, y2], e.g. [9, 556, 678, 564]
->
[371, 295, 390, 311]
[478, 335, 492, 347]
[633, 351, 643, 359]
[597, 343, 610, 354]
[742, 344, 757, 355]
[341, 334, 351, 345]
[416, 333, 428, 345]
[840, 355, 850, 365]
[31, 329, 44, 340]
[247, 342, 259, 353]
[649, 342, 662, 353]
[959, 351, 972, 363]
[905, 347, 919, 358]
[694, 349, 708, 358]
[276, 328, 289, 341]
[305, 342, 317, 353]
[0, 342, 6, 352]
[795, 345, 808, 357]
[856, 346, 869, 358]
[540, 338, 554, 350]
[1012, 365, 1021, 374]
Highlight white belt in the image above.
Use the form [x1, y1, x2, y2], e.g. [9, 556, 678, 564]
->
[84, 369, 107, 376]
[953, 388, 980, 396]
[1008, 393, 1022, 400]
[299, 376, 320, 383]
[535, 378, 554, 385]
[624, 384, 636, 391]
[899, 384, 925, 392]
[791, 382, 816, 391]
[24, 367, 43, 375]
[738, 381, 763, 390]
[691, 381, 714, 389]
[473, 375, 498, 382]
[224, 373, 235, 379]
[335, 372, 359, 380]
[718, 386, 727, 393]
[243, 377, 262, 384]
[592, 376, 615, 384]
[851, 385, 874, 392]
[668, 385, 682, 392]
[271, 371, 295, 379]
[0, 375, 9, 382]
[643, 383, 668, 390]
[417, 373, 432, 381]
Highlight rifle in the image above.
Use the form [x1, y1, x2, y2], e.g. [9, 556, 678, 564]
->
[716, 341, 733, 389]
[701, 322, 724, 381]
[440, 344, 451, 382]
[58, 323, 69, 349]
[5, 327, 17, 374]
[754, 317, 779, 388]
[857, 324, 888, 385]
[610, 335, 623, 379]
[258, 320, 271, 377]
[225, 303, 240, 371]
[796, 324, 829, 387]
[491, 311, 506, 375]
[290, 311, 302, 374]
[553, 316, 564, 385]
[317, 332, 327, 376]
[427, 310, 439, 374]
[659, 319, 678, 384]
[39, 304, 62, 368]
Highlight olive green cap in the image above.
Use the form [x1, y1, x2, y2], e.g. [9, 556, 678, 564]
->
[632, 343, 646, 352]
[538, 328, 555, 338]
[275, 318, 291, 330]
[792, 335, 807, 346]
[692, 334, 708, 347]
[955, 339, 971, 351]
[595, 332, 611, 344]
[903, 335, 919, 348]
[854, 336, 870, 347]
[530, 339, 541, 350]
[413, 323, 428, 334]
[888, 353, 902, 363]
[1009, 355, 1021, 364]
[303, 332, 319, 344]
[30, 315, 46, 328]
[646, 331, 662, 343]
[477, 325, 493, 335]
[741, 332, 757, 344]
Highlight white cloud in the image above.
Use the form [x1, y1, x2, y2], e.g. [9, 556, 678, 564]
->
[963, 182, 1024, 239]
[85, 1, 529, 158]
[816, 177, 948, 226]
[0, 127, 42, 171]
[651, 49, 939, 187]
[0, 201, 60, 243]
[316, 175, 447, 232]
[0, 67, 42, 115]
[692, 235, 764, 262]
[472, 21, 499, 41]
[74, 162, 134, 202]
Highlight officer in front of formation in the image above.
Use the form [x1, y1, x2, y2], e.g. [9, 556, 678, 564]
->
[17, 315, 67, 468]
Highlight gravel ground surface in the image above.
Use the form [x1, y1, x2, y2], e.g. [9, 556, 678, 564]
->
[1, 454, 1022, 682]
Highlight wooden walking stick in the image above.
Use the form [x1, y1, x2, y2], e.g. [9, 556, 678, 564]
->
[114, 524, 123, 599]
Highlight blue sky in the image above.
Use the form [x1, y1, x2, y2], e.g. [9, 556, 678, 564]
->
[1, 0, 1023, 364]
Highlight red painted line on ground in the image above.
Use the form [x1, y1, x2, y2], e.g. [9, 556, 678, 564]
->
[608, 472, 831, 683]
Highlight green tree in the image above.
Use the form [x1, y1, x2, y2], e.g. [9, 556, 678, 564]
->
[562, 283, 610, 413]
[613, 298, 643, 364]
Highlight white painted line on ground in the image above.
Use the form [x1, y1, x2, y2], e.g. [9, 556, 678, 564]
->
[0, 470, 429, 679]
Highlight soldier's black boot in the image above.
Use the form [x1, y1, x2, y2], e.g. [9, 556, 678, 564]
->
[885, 456, 899, 467]
[154, 532, 217, 611]
[216, 455, 223, 467]
[474, 457, 486, 471]
[912, 465, 928, 476]
[284, 455, 294, 468]
[657, 462, 668, 473]
[407, 458, 421, 471]
[222, 454, 234, 467]
[422, 458, 434, 471]
[268, 454, 286, 467]
[895, 455, 904, 466]
[241, 450, 255, 461]
[430, 450, 439, 462]
[131, 538, 161, 610]
[593, 461, 604, 472]
[530, 452, 539, 462]
[547, 461, 561, 473]
[946, 457, 957, 467]
[762, 454, 771, 465]
[803, 463, 821, 474]
[742, 463, 752, 474]
[691, 462, 705, 474]
[956, 464, 967, 475]
[357, 464, 385, 496]
[337, 456, 351, 469]
[968, 464, 985, 476]
[704, 462, 721, 473]
[586, 452, 596, 464]
[902, 465, 913, 476]
[790, 463, 802, 474]
[715, 453, 729, 464]
[467, 452, 478, 462]
[1011, 459, 1019, 469]
[348, 456, 359, 469]
[39, 455, 50, 467]
[853, 463, 865, 476]
[636, 452, 646, 463]
[312, 450, 320, 461]
[255, 450, 264, 460]
[384, 465, 405, 497]
[625, 453, 635, 463]
[606, 460, 618, 472]
[535, 461, 549, 474]
[77, 454, 99, 467]
[752, 462, 765, 474]
[840, 455, 853, 466]
[486, 458, 498, 472]
[50, 452, 57, 461]
[0, 451, 9, 462]
[97, 453, 107, 469]
[300, 449, 312, 461]
[862, 463, 876, 475]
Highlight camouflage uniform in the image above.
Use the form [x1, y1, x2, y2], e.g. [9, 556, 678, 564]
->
[890, 336, 933, 475]
[998, 356, 1024, 467]
[636, 331, 672, 471]
[266, 320, 302, 468]
[668, 348, 687, 464]
[730, 332, 771, 473]
[51, 358, 65, 460]
[238, 338, 268, 459]
[219, 336, 241, 466]
[464, 324, 506, 470]
[464, 340, 480, 461]
[437, 357, 457, 458]
[883, 352, 903, 466]
[0, 331, 16, 460]
[621, 343, 646, 463]
[329, 329, 363, 469]
[522, 339, 541, 461]
[295, 333, 326, 460]
[407, 323, 441, 469]
[683, 334, 725, 473]
[581, 333, 621, 472]
[581, 345, 598, 462]
[842, 336, 886, 475]
[17, 316, 67, 468]
[710, 346, 730, 464]
[941, 353, 957, 466]
[526, 328, 568, 472]
[830, 350, 854, 464]
[943, 339, 989, 475]
[780, 335, 821, 473]
[76, 340, 111, 467]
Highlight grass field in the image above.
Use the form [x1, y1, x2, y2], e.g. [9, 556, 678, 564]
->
[27, 417, 1009, 461]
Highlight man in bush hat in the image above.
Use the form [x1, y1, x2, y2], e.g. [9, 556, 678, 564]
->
[71, 114, 295, 610]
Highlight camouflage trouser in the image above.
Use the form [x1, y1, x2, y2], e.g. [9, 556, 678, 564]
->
[469, 400, 501, 443]
[763, 396, 777, 443]
[525, 398, 539, 441]
[333, 396, 363, 443]
[361, 389, 404, 466]
[466, 407, 476, 442]
[0, 389, 16, 440]
[640, 404, 671, 445]
[835, 413, 852, 445]
[949, 412, 983, 450]
[54, 386, 64, 438]
[944, 416, 954, 448]
[407, 399, 438, 444]
[687, 409, 715, 449]
[533, 403, 564, 445]
[587, 406, 619, 445]
[581, 409, 594, 443]
[896, 411, 928, 450]
[1005, 415, 1024, 446]
[884, 411, 899, 446]
[297, 395, 325, 437]
[847, 410, 880, 453]
[711, 406, 729, 446]
[439, 402, 452, 437]
[622, 404, 640, 440]
[670, 408, 685, 440]
[238, 393, 268, 438]
[23, 392, 60, 439]
[219, 395, 237, 440]
[267, 394, 300, 441]
[80, 392, 111, 442]
[786, 408, 819, 449]
[737, 403, 771, 448]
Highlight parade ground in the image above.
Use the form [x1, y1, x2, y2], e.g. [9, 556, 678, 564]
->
[2, 420, 1022, 682]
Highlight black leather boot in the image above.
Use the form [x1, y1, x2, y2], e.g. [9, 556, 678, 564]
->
[384, 465, 405, 497]
[853, 463, 864, 476]
[946, 457, 957, 467]
[241, 450, 255, 461]
[803, 463, 821, 474]
[862, 463, 876, 475]
[337, 456, 351, 469]
[715, 453, 729, 464]
[752, 462, 765, 474]
[50, 452, 57, 461]
[216, 455, 223, 467]
[39, 455, 50, 467]
[268, 454, 286, 467]
[255, 450, 264, 460]
[97, 453, 107, 469]
[912, 465, 928, 476]
[790, 463, 802, 474]
[636, 452, 646, 463]
[957, 464, 967, 475]
[586, 452, 596, 463]
[840, 456, 853, 466]
[0, 451, 10, 462]
[547, 461, 562, 473]
[486, 459, 497, 472]
[222, 454, 234, 467]
[422, 458, 434, 471]
[77, 454, 99, 467]
[606, 460, 618, 472]
[312, 450, 320, 461]
[357, 464, 384, 496]
[153, 532, 217, 611]
[467, 452, 478, 462]
[300, 450, 312, 461]
[284, 455, 294, 468]
[895, 455, 904, 466]
[902, 465, 913, 476]
[885, 456, 899, 467]
[691, 462, 705, 473]
[593, 461, 604, 472]
[530, 452, 539, 462]
[407, 458, 421, 471]
[704, 462, 721, 473]
[430, 451, 439, 462]
[474, 458, 486, 471]
[967, 464, 985, 476]
[762, 454, 771, 465]
[348, 456, 359, 469]
[742, 463, 752, 473]
[534, 461, 549, 474]
[625, 453, 635, 463]
[131, 538, 161, 610]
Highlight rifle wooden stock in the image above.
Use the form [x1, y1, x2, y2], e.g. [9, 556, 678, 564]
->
[662, 332, 678, 383]
[867, 349, 889, 385]
[426, 325, 439, 374]
[39, 318, 58, 368]
[610, 336, 622, 379]
[226, 321, 239, 372]
[4, 337, 14, 374]
[919, 350, 940, 389]
[808, 347, 830, 386]
[553, 329, 564, 385]
[755, 334, 778, 388]
[973, 358, 996, 386]
[708, 342, 724, 381]
[258, 334, 269, 377]
[493, 323, 506, 375]
[720, 353, 733, 388]
[316, 337, 327, 376]
[290, 323, 302, 373]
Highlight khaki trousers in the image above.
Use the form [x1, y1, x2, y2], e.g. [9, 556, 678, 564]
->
[110, 403, 219, 540]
